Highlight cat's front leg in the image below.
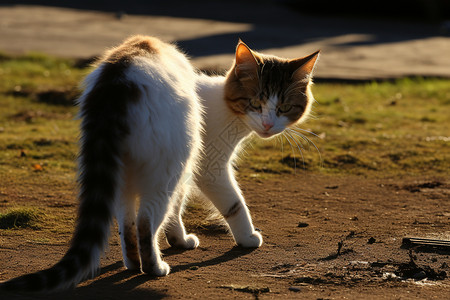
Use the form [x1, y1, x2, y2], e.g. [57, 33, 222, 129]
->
[197, 168, 262, 248]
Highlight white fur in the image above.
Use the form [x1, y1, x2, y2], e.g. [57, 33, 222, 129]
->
[194, 74, 262, 247]
[113, 43, 204, 274]
[244, 95, 290, 138]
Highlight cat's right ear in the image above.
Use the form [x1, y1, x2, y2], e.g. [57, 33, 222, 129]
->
[290, 50, 320, 82]
[234, 41, 259, 79]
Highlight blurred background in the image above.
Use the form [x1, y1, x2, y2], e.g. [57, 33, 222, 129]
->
[1, 0, 449, 80]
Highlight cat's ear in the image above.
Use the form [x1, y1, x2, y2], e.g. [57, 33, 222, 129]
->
[234, 40, 259, 79]
[290, 50, 320, 82]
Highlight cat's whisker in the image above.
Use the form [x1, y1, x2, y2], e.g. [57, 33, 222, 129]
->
[279, 135, 284, 156]
[307, 114, 320, 121]
[289, 129, 312, 147]
[287, 129, 310, 149]
[283, 132, 305, 171]
[290, 127, 320, 138]
[287, 130, 309, 155]
[282, 132, 298, 172]
[286, 129, 307, 149]
[306, 109, 320, 120]
[285, 130, 306, 170]
[288, 129, 323, 166]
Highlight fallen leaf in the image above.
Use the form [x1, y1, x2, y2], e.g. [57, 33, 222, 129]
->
[32, 164, 43, 171]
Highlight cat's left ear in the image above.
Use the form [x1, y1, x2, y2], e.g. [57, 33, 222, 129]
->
[234, 40, 259, 79]
[289, 50, 320, 82]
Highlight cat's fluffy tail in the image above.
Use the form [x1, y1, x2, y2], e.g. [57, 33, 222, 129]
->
[0, 61, 137, 292]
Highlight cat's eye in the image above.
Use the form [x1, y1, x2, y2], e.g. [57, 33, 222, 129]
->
[278, 103, 292, 113]
[249, 99, 262, 110]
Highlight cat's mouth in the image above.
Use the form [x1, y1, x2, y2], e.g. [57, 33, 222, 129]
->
[256, 131, 276, 139]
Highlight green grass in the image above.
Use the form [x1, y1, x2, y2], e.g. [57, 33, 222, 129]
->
[1, 52, 449, 182]
[0, 52, 84, 181]
[241, 78, 450, 178]
[0, 207, 42, 229]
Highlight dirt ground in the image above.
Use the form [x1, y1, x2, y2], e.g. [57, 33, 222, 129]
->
[1, 173, 449, 299]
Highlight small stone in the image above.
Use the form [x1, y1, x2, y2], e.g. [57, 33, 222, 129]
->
[346, 231, 355, 238]
[325, 185, 338, 189]
[368, 237, 376, 244]
[288, 286, 301, 292]
[413, 270, 427, 280]
[297, 222, 309, 228]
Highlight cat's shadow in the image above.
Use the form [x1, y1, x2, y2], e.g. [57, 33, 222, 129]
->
[62, 246, 256, 299]
[167, 245, 257, 273]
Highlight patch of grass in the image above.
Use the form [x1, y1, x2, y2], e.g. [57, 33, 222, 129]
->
[239, 78, 450, 177]
[0, 208, 42, 229]
[0, 52, 81, 180]
[1, 53, 449, 187]
[0, 51, 87, 92]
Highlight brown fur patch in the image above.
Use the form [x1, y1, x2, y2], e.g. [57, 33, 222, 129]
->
[99, 35, 160, 66]
[282, 84, 312, 123]
[137, 219, 155, 273]
[123, 224, 140, 268]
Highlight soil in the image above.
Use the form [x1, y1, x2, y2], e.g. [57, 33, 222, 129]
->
[1, 173, 449, 299]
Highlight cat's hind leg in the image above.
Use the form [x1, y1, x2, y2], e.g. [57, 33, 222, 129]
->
[116, 175, 141, 271]
[137, 187, 171, 276]
[165, 185, 199, 249]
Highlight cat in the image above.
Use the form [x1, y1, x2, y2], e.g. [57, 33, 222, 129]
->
[0, 35, 319, 292]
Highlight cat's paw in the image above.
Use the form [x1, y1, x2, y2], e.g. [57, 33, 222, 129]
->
[143, 261, 170, 277]
[183, 234, 200, 249]
[237, 231, 263, 248]
[123, 258, 141, 272]
[168, 233, 200, 249]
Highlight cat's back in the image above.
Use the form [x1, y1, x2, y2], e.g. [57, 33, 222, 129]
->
[82, 35, 195, 93]
[78, 35, 202, 164]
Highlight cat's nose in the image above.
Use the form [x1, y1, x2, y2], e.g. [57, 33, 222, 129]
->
[262, 122, 274, 131]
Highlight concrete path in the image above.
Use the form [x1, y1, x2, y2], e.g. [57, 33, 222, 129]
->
[0, 3, 449, 80]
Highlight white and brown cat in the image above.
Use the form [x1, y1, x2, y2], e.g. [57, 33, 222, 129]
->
[1, 35, 319, 292]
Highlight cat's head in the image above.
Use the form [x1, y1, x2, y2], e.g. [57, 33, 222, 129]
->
[224, 41, 319, 138]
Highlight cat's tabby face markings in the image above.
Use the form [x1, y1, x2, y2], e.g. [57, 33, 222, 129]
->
[224, 41, 319, 138]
